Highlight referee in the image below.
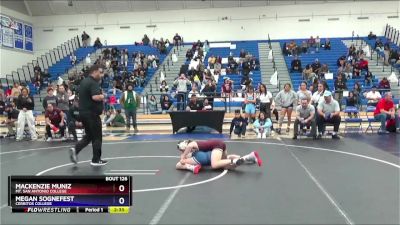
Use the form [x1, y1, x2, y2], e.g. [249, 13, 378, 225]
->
[69, 65, 107, 166]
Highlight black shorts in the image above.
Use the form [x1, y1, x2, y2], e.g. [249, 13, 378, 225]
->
[282, 104, 294, 109]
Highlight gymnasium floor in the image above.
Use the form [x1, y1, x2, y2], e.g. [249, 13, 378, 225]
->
[1, 134, 399, 224]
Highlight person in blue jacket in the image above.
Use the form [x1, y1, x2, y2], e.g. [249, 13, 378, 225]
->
[253, 111, 272, 139]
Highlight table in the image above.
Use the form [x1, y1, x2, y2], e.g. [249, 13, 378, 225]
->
[168, 110, 226, 134]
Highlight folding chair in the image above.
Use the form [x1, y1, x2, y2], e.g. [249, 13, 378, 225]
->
[343, 106, 363, 133]
[365, 106, 378, 133]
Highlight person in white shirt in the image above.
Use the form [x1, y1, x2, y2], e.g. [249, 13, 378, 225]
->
[70, 54, 77, 65]
[257, 84, 273, 118]
[297, 81, 312, 104]
[365, 86, 381, 106]
[85, 54, 91, 65]
[311, 82, 326, 108]
[188, 83, 200, 98]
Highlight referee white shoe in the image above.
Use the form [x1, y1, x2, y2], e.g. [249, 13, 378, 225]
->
[90, 160, 108, 166]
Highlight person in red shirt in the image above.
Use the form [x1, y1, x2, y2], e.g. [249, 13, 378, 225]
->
[374, 92, 398, 134]
[45, 103, 66, 141]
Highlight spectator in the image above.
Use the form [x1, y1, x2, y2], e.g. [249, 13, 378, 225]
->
[202, 99, 212, 111]
[345, 91, 359, 118]
[303, 64, 315, 82]
[81, 31, 90, 47]
[257, 84, 273, 118]
[374, 39, 384, 52]
[186, 49, 194, 61]
[316, 91, 341, 139]
[159, 80, 169, 94]
[121, 50, 128, 67]
[32, 71, 43, 90]
[311, 58, 322, 75]
[334, 73, 347, 105]
[301, 41, 308, 54]
[34, 63, 42, 74]
[57, 85, 69, 116]
[275, 83, 298, 134]
[378, 77, 391, 93]
[365, 70, 373, 86]
[110, 110, 126, 127]
[322, 38, 331, 50]
[244, 86, 257, 124]
[120, 83, 140, 133]
[173, 33, 182, 48]
[85, 54, 91, 65]
[103, 109, 116, 127]
[368, 31, 377, 40]
[202, 79, 216, 108]
[11, 83, 21, 102]
[70, 53, 77, 65]
[365, 86, 381, 106]
[229, 109, 247, 138]
[186, 94, 203, 132]
[221, 77, 234, 98]
[315, 36, 321, 50]
[42, 87, 58, 110]
[142, 34, 150, 45]
[307, 36, 316, 48]
[2, 104, 19, 137]
[297, 81, 312, 103]
[291, 56, 302, 72]
[293, 98, 316, 139]
[148, 95, 160, 114]
[174, 73, 191, 111]
[161, 95, 173, 112]
[253, 111, 272, 139]
[68, 98, 81, 141]
[287, 40, 297, 56]
[45, 103, 66, 142]
[374, 92, 398, 134]
[15, 90, 36, 141]
[188, 83, 200, 98]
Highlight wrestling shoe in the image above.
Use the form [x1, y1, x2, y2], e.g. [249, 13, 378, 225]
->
[193, 165, 201, 174]
[90, 160, 108, 166]
[246, 151, 263, 167]
[69, 148, 78, 164]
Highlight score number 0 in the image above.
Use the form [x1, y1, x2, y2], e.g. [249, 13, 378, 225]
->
[118, 184, 126, 205]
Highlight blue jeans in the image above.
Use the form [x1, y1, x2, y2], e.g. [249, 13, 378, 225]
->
[374, 113, 399, 130]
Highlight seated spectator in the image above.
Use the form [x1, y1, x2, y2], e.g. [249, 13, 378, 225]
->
[186, 49, 194, 61]
[68, 98, 81, 141]
[111, 110, 126, 127]
[103, 109, 116, 126]
[345, 91, 359, 118]
[226, 57, 239, 74]
[148, 95, 159, 114]
[186, 94, 203, 132]
[33, 71, 43, 90]
[2, 104, 19, 137]
[45, 103, 66, 142]
[311, 59, 322, 75]
[253, 111, 272, 139]
[293, 98, 316, 139]
[70, 53, 77, 65]
[221, 77, 234, 98]
[374, 39, 384, 52]
[358, 58, 369, 71]
[94, 37, 102, 49]
[287, 40, 297, 56]
[202, 99, 212, 111]
[348, 44, 356, 57]
[42, 69, 51, 84]
[208, 55, 216, 69]
[239, 49, 247, 58]
[161, 95, 173, 112]
[365, 86, 381, 106]
[297, 81, 312, 102]
[15, 88, 37, 141]
[229, 109, 247, 138]
[303, 64, 315, 82]
[201, 79, 216, 108]
[188, 83, 200, 98]
[316, 91, 341, 139]
[249, 56, 259, 70]
[142, 34, 150, 45]
[301, 41, 308, 54]
[34, 63, 42, 74]
[322, 38, 331, 50]
[378, 77, 391, 93]
[318, 64, 329, 79]
[342, 62, 353, 79]
[159, 80, 169, 93]
[374, 92, 399, 134]
[291, 56, 302, 72]
[42, 87, 58, 110]
[368, 31, 377, 40]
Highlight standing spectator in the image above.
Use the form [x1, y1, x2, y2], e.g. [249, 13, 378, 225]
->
[120, 83, 139, 133]
[34, 63, 41, 74]
[322, 38, 331, 50]
[257, 84, 273, 118]
[253, 111, 272, 139]
[373, 92, 398, 134]
[42, 87, 58, 110]
[275, 83, 298, 134]
[293, 98, 316, 139]
[365, 86, 381, 106]
[316, 91, 341, 139]
[121, 50, 128, 67]
[173, 33, 182, 48]
[15, 87, 37, 141]
[221, 78, 234, 98]
[45, 103, 66, 142]
[2, 104, 19, 137]
[93, 37, 103, 49]
[81, 31, 90, 47]
[229, 109, 247, 138]
[334, 74, 347, 105]
[142, 34, 150, 46]
[291, 56, 302, 72]
[244, 86, 257, 124]
[159, 80, 169, 94]
[173, 74, 191, 111]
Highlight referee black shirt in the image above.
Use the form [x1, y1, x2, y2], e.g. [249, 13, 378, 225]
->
[78, 76, 103, 115]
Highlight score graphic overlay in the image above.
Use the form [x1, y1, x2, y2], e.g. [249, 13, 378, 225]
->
[8, 176, 132, 213]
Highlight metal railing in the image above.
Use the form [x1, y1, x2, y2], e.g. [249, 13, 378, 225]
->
[4, 36, 81, 88]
